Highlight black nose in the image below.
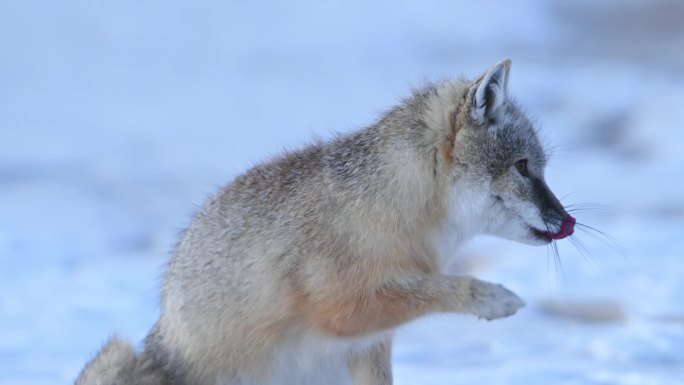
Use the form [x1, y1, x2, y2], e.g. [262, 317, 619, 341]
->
[530, 177, 566, 221]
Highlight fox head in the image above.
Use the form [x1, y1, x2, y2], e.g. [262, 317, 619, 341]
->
[432, 60, 574, 245]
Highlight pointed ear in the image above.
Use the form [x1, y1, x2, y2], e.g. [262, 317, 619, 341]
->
[469, 59, 511, 125]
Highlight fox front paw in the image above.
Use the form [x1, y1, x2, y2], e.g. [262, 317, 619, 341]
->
[467, 279, 525, 320]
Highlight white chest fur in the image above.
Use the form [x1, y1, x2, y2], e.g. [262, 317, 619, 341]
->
[222, 330, 391, 385]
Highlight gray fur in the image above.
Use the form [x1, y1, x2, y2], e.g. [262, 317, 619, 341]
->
[76, 337, 169, 385]
[76, 60, 570, 385]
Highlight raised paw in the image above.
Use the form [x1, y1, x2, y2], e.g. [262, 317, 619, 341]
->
[467, 279, 525, 320]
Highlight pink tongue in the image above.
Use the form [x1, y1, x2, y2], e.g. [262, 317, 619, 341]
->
[549, 215, 576, 240]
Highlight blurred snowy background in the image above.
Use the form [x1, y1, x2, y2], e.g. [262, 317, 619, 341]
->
[1, 0, 683, 384]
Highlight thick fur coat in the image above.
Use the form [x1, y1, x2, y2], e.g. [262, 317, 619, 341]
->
[77, 60, 574, 385]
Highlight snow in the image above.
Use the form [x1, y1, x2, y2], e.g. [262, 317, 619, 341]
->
[1, 0, 683, 384]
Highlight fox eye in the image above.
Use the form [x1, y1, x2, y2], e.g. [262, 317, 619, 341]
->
[515, 159, 529, 176]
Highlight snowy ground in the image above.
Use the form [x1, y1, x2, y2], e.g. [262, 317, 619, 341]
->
[1, 1, 683, 384]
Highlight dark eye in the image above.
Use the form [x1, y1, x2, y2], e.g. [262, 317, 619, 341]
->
[515, 159, 529, 176]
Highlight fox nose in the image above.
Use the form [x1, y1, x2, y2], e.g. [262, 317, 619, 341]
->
[530, 177, 574, 239]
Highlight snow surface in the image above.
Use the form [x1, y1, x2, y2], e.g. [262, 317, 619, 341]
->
[1, 0, 683, 384]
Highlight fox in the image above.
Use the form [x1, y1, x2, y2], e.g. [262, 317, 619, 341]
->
[76, 59, 576, 385]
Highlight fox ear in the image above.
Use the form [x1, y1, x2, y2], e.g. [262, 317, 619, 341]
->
[469, 59, 511, 125]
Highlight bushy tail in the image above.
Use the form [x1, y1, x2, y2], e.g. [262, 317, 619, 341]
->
[76, 337, 168, 385]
